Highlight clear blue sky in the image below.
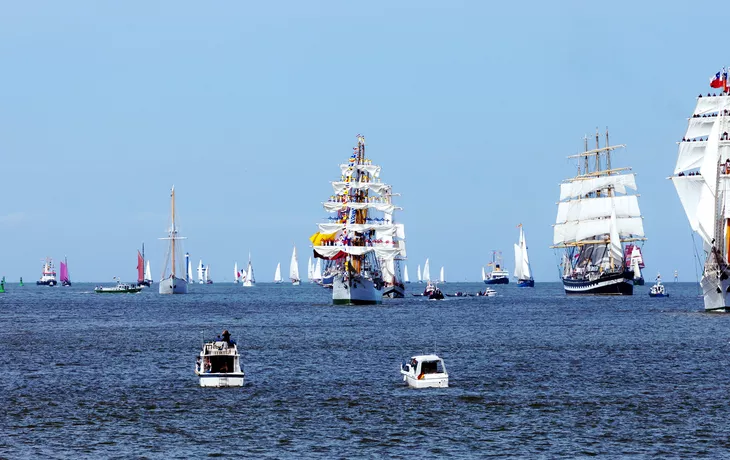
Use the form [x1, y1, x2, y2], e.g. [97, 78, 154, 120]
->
[0, 1, 716, 282]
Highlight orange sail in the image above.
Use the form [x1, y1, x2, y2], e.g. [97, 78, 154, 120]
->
[137, 250, 144, 283]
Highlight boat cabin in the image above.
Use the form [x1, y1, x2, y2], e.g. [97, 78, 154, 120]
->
[196, 341, 245, 387]
[400, 354, 448, 388]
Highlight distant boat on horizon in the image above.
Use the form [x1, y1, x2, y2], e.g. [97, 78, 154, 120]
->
[274, 262, 282, 284]
[137, 243, 152, 287]
[158, 186, 188, 294]
[242, 252, 255, 287]
[514, 224, 534, 288]
[60, 256, 72, 287]
[290, 245, 300, 285]
[37, 257, 57, 286]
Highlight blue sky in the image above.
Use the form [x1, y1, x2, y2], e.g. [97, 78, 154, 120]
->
[0, 1, 717, 282]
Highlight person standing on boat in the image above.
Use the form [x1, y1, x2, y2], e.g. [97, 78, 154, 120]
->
[222, 330, 236, 347]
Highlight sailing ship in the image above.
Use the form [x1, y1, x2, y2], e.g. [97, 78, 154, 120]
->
[310, 135, 403, 305]
[553, 129, 645, 295]
[242, 253, 255, 287]
[483, 251, 509, 285]
[274, 262, 283, 283]
[159, 186, 188, 294]
[403, 265, 410, 283]
[671, 74, 730, 310]
[514, 225, 534, 287]
[36, 257, 57, 286]
[60, 256, 71, 287]
[137, 244, 151, 287]
[290, 245, 300, 285]
[625, 244, 645, 285]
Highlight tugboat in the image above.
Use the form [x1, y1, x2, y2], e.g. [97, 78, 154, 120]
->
[195, 330, 245, 387]
[36, 257, 57, 286]
[400, 355, 449, 388]
[649, 274, 668, 298]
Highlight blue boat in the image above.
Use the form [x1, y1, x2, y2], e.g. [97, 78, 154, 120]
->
[648, 275, 668, 297]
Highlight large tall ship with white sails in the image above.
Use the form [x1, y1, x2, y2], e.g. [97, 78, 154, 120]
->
[159, 186, 188, 294]
[310, 135, 405, 305]
[671, 72, 730, 311]
[552, 130, 646, 295]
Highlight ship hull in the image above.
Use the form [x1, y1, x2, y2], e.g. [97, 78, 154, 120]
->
[383, 284, 405, 299]
[333, 275, 382, 305]
[158, 276, 188, 294]
[484, 277, 509, 285]
[563, 271, 633, 295]
[700, 268, 730, 312]
[517, 278, 534, 288]
[137, 280, 152, 287]
[37, 280, 57, 286]
[633, 277, 645, 286]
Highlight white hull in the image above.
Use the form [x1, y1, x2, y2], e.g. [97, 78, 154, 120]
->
[242, 280, 254, 287]
[701, 268, 730, 311]
[332, 274, 382, 305]
[199, 373, 244, 387]
[158, 276, 188, 294]
[292, 280, 300, 286]
[402, 374, 449, 389]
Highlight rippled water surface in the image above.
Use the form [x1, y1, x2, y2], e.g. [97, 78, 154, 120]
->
[2, 281, 730, 458]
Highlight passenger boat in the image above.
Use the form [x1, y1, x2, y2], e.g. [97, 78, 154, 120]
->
[95, 278, 142, 293]
[310, 135, 405, 305]
[400, 355, 449, 388]
[649, 275, 668, 298]
[158, 186, 188, 294]
[195, 332, 245, 387]
[483, 251, 509, 285]
[37, 257, 57, 286]
[553, 129, 645, 295]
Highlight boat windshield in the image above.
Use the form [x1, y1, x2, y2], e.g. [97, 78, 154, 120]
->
[420, 360, 444, 374]
[207, 355, 235, 374]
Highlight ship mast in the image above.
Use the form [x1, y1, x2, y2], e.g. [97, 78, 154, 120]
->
[171, 186, 176, 277]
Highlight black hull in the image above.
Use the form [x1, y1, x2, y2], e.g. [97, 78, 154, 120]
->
[633, 278, 645, 286]
[37, 280, 57, 286]
[563, 271, 634, 295]
[61, 281, 71, 287]
[484, 278, 509, 285]
[137, 280, 152, 287]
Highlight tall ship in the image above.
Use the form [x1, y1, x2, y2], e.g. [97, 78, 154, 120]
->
[514, 224, 534, 287]
[553, 129, 645, 295]
[483, 251, 509, 285]
[60, 256, 72, 287]
[37, 257, 57, 286]
[159, 186, 188, 294]
[310, 135, 404, 305]
[671, 72, 730, 311]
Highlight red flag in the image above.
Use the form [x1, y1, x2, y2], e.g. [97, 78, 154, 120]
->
[710, 71, 725, 88]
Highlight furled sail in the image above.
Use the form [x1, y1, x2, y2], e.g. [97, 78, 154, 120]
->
[559, 174, 637, 201]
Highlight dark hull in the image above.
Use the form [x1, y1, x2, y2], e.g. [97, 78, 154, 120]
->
[633, 277, 645, 286]
[61, 280, 72, 287]
[563, 271, 634, 295]
[137, 280, 152, 287]
[37, 280, 57, 286]
[484, 277, 509, 285]
[383, 285, 405, 298]
[517, 278, 534, 288]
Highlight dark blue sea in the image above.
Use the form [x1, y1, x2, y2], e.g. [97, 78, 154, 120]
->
[2, 281, 729, 458]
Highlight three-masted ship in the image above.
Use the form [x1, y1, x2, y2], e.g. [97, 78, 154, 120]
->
[671, 73, 730, 311]
[552, 130, 646, 295]
[310, 135, 405, 305]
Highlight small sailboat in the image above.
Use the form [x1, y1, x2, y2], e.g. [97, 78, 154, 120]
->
[290, 245, 300, 285]
[205, 265, 212, 284]
[185, 253, 194, 285]
[197, 260, 205, 284]
[481, 266, 486, 282]
[242, 253, 255, 287]
[404, 265, 410, 283]
[417, 265, 422, 283]
[60, 256, 72, 287]
[514, 224, 535, 287]
[158, 186, 188, 294]
[422, 259, 431, 283]
[307, 257, 314, 283]
[137, 244, 151, 287]
[626, 245, 645, 285]
[145, 260, 152, 286]
[234, 262, 240, 284]
[439, 267, 445, 283]
[37, 257, 57, 286]
[274, 263, 283, 284]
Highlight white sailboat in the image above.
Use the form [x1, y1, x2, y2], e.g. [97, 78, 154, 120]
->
[159, 186, 188, 294]
[439, 266, 445, 283]
[242, 253, 255, 287]
[628, 245, 645, 285]
[514, 224, 534, 287]
[417, 265, 422, 283]
[234, 262, 240, 284]
[313, 258, 323, 283]
[403, 265, 410, 283]
[205, 265, 211, 283]
[310, 135, 403, 304]
[274, 263, 282, 283]
[671, 76, 730, 311]
[290, 246, 300, 285]
[422, 259, 431, 283]
[145, 260, 152, 286]
[307, 257, 314, 283]
[186, 256, 193, 285]
[197, 260, 205, 284]
[481, 266, 486, 282]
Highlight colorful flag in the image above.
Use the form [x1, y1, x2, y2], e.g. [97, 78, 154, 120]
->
[710, 71, 725, 88]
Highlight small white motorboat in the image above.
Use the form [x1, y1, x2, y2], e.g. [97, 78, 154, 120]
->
[400, 354, 448, 388]
[649, 275, 668, 298]
[195, 332, 245, 387]
[476, 287, 497, 297]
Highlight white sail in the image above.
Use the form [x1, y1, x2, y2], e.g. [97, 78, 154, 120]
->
[274, 263, 282, 283]
[243, 253, 255, 287]
[553, 217, 645, 246]
[514, 226, 532, 280]
[197, 260, 204, 284]
[631, 247, 642, 280]
[513, 243, 523, 280]
[313, 258, 323, 280]
[145, 260, 152, 281]
[307, 257, 314, 281]
[423, 259, 431, 282]
[417, 265, 422, 282]
[234, 262, 239, 283]
[559, 174, 637, 201]
[187, 259, 193, 284]
[289, 246, 300, 282]
[609, 209, 623, 268]
[403, 265, 410, 283]
[439, 267, 445, 283]
[481, 266, 486, 281]
[205, 265, 210, 283]
[556, 195, 641, 223]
